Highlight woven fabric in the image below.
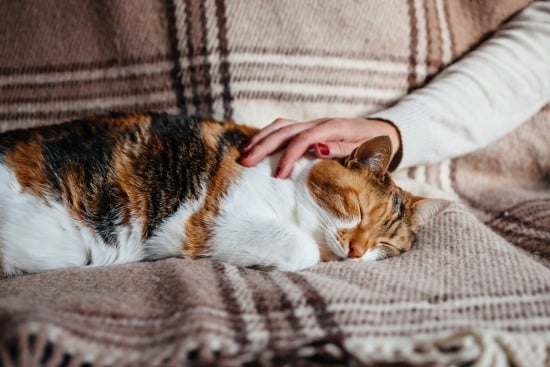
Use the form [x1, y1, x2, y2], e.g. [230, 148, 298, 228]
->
[1, 1, 549, 366]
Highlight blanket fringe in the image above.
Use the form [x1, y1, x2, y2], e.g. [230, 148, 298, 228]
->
[345, 330, 550, 367]
[2, 323, 549, 367]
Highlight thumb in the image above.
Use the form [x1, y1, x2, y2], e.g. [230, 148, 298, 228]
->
[313, 142, 359, 159]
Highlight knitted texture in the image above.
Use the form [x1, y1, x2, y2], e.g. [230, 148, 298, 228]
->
[1, 1, 548, 366]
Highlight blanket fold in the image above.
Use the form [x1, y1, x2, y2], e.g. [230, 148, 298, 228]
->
[0, 1, 548, 366]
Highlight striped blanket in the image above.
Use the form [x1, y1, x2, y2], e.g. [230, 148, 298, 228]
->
[1, 1, 549, 366]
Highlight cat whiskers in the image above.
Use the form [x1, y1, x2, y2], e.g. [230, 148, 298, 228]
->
[317, 211, 349, 259]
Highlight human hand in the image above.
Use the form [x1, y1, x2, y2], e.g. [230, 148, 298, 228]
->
[239, 117, 401, 178]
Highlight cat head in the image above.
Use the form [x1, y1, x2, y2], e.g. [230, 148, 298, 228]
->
[306, 136, 450, 261]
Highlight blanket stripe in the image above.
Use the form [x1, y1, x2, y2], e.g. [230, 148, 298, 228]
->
[1, 1, 548, 366]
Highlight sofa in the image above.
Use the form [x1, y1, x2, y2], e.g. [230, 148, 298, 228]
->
[1, 1, 548, 366]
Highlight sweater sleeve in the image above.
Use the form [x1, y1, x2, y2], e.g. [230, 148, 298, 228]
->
[369, 1, 550, 170]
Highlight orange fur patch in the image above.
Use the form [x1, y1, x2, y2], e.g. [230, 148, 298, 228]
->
[62, 164, 87, 221]
[4, 141, 48, 198]
[183, 145, 243, 258]
[308, 159, 417, 259]
[182, 120, 254, 258]
[200, 120, 227, 148]
[307, 160, 361, 220]
[112, 117, 153, 234]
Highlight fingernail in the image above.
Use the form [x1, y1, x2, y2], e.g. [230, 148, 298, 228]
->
[240, 151, 251, 162]
[318, 143, 330, 156]
[243, 142, 252, 152]
[274, 167, 281, 178]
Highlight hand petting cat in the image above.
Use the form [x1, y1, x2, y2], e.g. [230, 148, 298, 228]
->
[239, 117, 401, 178]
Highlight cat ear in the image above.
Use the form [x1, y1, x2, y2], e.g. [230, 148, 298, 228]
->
[410, 197, 451, 230]
[344, 136, 392, 175]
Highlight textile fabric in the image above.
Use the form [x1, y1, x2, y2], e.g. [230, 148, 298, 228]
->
[0, 1, 548, 366]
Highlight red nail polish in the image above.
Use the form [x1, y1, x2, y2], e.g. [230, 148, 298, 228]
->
[243, 142, 252, 152]
[274, 167, 281, 178]
[240, 151, 251, 161]
[318, 143, 330, 156]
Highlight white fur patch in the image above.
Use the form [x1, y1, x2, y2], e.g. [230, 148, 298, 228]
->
[144, 189, 205, 260]
[0, 165, 144, 275]
[209, 154, 352, 271]
[361, 247, 382, 261]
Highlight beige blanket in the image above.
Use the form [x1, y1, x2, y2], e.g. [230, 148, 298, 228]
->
[1, 1, 548, 366]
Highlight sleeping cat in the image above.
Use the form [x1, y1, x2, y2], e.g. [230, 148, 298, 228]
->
[0, 113, 449, 276]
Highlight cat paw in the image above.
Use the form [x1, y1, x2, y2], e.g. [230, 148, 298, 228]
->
[344, 248, 382, 263]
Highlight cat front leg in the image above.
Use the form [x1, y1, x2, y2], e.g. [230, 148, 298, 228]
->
[210, 217, 321, 271]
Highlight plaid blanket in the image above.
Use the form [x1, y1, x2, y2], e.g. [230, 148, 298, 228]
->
[1, 1, 549, 366]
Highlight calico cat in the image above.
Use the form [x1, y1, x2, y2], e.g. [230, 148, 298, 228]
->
[0, 113, 449, 276]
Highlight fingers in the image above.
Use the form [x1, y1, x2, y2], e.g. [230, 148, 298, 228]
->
[243, 118, 297, 152]
[313, 142, 359, 158]
[239, 117, 401, 179]
[274, 121, 346, 178]
[276, 140, 362, 179]
[240, 119, 327, 167]
[243, 117, 329, 153]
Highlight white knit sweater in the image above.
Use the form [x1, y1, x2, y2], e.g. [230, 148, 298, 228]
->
[370, 1, 550, 170]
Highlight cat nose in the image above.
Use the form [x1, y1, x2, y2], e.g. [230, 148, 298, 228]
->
[348, 242, 365, 258]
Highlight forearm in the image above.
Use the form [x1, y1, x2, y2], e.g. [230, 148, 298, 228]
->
[370, 1, 550, 169]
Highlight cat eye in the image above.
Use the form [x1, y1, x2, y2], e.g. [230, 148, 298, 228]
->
[381, 219, 395, 232]
[378, 217, 398, 236]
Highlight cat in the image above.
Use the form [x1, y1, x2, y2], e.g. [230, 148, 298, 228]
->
[0, 113, 449, 276]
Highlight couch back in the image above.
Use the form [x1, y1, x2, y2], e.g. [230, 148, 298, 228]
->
[0, 0, 530, 132]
